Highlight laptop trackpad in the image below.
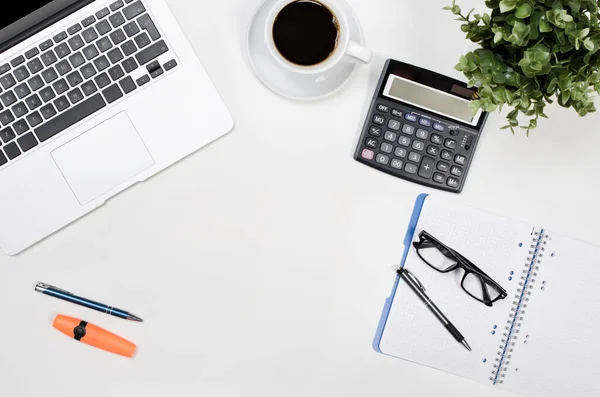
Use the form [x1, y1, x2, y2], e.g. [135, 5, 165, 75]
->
[52, 112, 155, 205]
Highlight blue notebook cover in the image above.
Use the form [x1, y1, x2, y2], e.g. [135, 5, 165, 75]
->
[372, 193, 428, 353]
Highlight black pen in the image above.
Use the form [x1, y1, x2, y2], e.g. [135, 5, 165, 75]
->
[398, 268, 471, 351]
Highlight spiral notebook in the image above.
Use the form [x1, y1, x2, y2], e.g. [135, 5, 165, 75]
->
[374, 194, 600, 397]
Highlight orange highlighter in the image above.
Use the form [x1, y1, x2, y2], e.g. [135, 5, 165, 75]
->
[53, 314, 136, 358]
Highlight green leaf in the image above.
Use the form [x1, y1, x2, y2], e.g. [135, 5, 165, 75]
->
[515, 2, 533, 18]
[584, 37, 595, 51]
[499, 0, 516, 13]
[539, 19, 553, 32]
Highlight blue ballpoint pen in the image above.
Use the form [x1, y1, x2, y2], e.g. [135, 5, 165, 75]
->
[34, 282, 143, 322]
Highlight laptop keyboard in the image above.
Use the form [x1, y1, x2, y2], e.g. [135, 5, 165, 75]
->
[0, 0, 178, 168]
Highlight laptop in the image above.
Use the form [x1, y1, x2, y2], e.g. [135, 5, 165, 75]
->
[0, 0, 234, 255]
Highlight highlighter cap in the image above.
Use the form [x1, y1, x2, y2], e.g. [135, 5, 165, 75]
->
[53, 314, 136, 358]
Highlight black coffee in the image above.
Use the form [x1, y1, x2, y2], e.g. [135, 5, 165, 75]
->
[273, 1, 340, 66]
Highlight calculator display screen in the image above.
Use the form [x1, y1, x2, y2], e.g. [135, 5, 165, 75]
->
[383, 75, 482, 127]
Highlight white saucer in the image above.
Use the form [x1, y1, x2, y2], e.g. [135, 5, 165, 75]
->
[245, 0, 365, 101]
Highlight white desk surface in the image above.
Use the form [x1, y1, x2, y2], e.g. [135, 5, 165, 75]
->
[2, 0, 599, 396]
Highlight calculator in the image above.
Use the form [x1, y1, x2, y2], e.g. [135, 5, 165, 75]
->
[354, 59, 489, 193]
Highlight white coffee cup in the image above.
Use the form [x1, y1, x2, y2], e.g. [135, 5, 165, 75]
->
[264, 0, 372, 82]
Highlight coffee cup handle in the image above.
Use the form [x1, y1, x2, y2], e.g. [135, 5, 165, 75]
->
[346, 41, 373, 64]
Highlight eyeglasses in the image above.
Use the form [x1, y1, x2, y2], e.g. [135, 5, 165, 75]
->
[412, 230, 507, 307]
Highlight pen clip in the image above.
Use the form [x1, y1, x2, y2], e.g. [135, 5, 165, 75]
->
[402, 268, 426, 292]
[35, 282, 73, 295]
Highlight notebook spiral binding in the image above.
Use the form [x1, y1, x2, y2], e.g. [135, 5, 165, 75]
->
[489, 229, 548, 385]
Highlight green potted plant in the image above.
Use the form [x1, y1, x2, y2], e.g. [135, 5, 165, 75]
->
[446, 0, 600, 134]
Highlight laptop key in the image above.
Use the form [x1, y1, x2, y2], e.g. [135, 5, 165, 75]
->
[164, 59, 177, 71]
[134, 32, 150, 48]
[81, 63, 97, 79]
[135, 40, 167, 65]
[25, 48, 40, 59]
[102, 83, 123, 103]
[96, 7, 110, 19]
[81, 80, 98, 96]
[27, 58, 44, 74]
[54, 96, 70, 111]
[14, 66, 30, 82]
[40, 86, 56, 102]
[67, 71, 83, 87]
[13, 119, 29, 135]
[67, 88, 84, 104]
[14, 83, 31, 99]
[136, 74, 149, 86]
[108, 65, 124, 81]
[53, 79, 69, 95]
[17, 132, 38, 152]
[94, 72, 111, 88]
[27, 111, 43, 127]
[137, 14, 160, 40]
[55, 43, 71, 58]
[123, 1, 146, 20]
[93, 55, 110, 71]
[0, 127, 15, 143]
[0, 74, 16, 89]
[82, 27, 98, 43]
[25, 94, 42, 111]
[28, 75, 44, 91]
[110, 12, 126, 28]
[107, 48, 124, 63]
[82, 15, 96, 27]
[110, 29, 127, 45]
[68, 23, 82, 35]
[68, 35, 85, 51]
[12, 102, 28, 118]
[42, 67, 59, 83]
[110, 0, 124, 11]
[56, 60, 72, 76]
[0, 150, 7, 166]
[97, 37, 113, 53]
[0, 91, 16, 107]
[96, 20, 112, 36]
[40, 103, 57, 120]
[4, 142, 20, 160]
[41, 50, 58, 66]
[53, 31, 68, 43]
[122, 57, 137, 73]
[0, 110, 15, 126]
[35, 93, 106, 142]
[123, 21, 139, 37]
[121, 40, 137, 56]
[0, 63, 10, 75]
[83, 44, 99, 60]
[39, 39, 53, 51]
[69, 52, 85, 68]
[119, 76, 136, 94]
[11, 56, 25, 67]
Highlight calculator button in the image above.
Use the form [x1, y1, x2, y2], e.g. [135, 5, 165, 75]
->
[433, 122, 445, 132]
[433, 173, 445, 184]
[373, 115, 385, 125]
[390, 158, 403, 169]
[376, 104, 389, 113]
[444, 139, 457, 149]
[449, 128, 460, 136]
[451, 165, 464, 177]
[365, 137, 378, 148]
[361, 149, 374, 160]
[402, 125, 414, 135]
[388, 119, 401, 131]
[408, 152, 421, 163]
[416, 129, 428, 139]
[380, 142, 393, 153]
[369, 126, 382, 137]
[418, 157, 435, 179]
[412, 140, 425, 151]
[427, 145, 439, 156]
[398, 136, 411, 147]
[441, 150, 453, 160]
[437, 161, 449, 172]
[455, 154, 467, 165]
[391, 109, 402, 118]
[447, 177, 459, 188]
[405, 113, 417, 122]
[431, 134, 443, 144]
[419, 118, 432, 127]
[394, 147, 407, 158]
[384, 131, 397, 142]
[376, 154, 390, 165]
[404, 163, 417, 174]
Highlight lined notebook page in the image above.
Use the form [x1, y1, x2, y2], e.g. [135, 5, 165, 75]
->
[379, 196, 533, 384]
[501, 233, 600, 397]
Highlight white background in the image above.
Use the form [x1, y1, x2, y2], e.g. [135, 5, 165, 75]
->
[1, 0, 599, 396]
